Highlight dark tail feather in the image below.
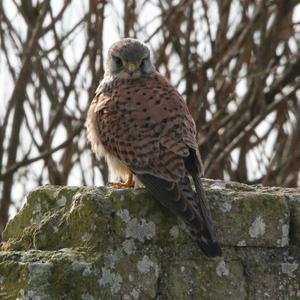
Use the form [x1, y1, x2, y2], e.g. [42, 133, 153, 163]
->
[184, 180, 222, 257]
[184, 149, 222, 256]
[192, 176, 222, 257]
[197, 240, 222, 257]
[136, 173, 222, 257]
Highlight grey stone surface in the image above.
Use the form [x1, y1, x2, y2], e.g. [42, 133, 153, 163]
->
[0, 179, 299, 299]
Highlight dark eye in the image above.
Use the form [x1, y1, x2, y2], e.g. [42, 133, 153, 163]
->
[140, 57, 148, 68]
[113, 56, 123, 68]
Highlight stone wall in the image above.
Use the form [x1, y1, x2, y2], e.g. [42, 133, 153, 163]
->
[0, 179, 299, 299]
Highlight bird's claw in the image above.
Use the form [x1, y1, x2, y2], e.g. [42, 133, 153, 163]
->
[108, 173, 134, 188]
[108, 181, 134, 188]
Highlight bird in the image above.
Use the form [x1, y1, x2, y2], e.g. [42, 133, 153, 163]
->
[87, 38, 222, 257]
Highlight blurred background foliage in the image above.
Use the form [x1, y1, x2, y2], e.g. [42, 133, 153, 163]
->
[0, 0, 300, 231]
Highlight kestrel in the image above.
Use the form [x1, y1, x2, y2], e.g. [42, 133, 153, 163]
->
[87, 38, 222, 257]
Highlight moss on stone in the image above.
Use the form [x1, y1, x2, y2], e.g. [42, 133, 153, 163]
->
[0, 180, 300, 299]
[2, 186, 79, 242]
[0, 259, 29, 300]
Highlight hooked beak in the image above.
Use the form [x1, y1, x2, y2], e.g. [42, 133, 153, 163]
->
[124, 62, 139, 76]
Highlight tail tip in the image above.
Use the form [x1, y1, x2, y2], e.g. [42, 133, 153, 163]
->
[197, 241, 223, 257]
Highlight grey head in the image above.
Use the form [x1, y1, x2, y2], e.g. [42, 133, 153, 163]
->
[105, 38, 155, 79]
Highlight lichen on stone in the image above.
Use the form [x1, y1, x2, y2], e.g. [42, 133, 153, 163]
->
[30, 201, 42, 225]
[125, 218, 156, 242]
[249, 216, 266, 238]
[98, 267, 123, 294]
[137, 255, 159, 278]
[280, 224, 289, 247]
[130, 288, 140, 299]
[81, 292, 95, 300]
[216, 260, 230, 277]
[220, 202, 232, 213]
[16, 289, 38, 300]
[82, 264, 93, 277]
[26, 261, 53, 300]
[81, 233, 92, 242]
[122, 239, 136, 255]
[117, 208, 131, 223]
[281, 262, 298, 278]
[104, 253, 120, 269]
[71, 260, 89, 272]
[0, 274, 5, 284]
[56, 196, 67, 208]
[237, 240, 247, 246]
[169, 225, 179, 239]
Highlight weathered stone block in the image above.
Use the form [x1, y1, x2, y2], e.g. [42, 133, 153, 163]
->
[0, 180, 299, 299]
[160, 257, 247, 300]
[204, 180, 290, 248]
[2, 181, 290, 251]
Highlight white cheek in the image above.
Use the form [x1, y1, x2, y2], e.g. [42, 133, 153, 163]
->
[116, 70, 142, 79]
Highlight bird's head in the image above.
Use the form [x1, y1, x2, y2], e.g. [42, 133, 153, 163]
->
[105, 38, 155, 79]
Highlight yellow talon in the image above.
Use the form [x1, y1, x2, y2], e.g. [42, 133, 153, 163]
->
[108, 173, 134, 188]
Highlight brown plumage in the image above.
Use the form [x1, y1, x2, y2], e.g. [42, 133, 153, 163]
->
[87, 38, 222, 257]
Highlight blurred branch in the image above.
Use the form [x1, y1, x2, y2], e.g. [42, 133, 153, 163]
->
[0, 1, 49, 231]
[0, 123, 84, 181]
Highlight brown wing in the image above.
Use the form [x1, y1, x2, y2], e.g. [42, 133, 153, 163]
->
[93, 74, 202, 182]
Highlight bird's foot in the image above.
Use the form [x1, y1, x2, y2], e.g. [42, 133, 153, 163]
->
[108, 181, 135, 188]
[108, 173, 134, 188]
